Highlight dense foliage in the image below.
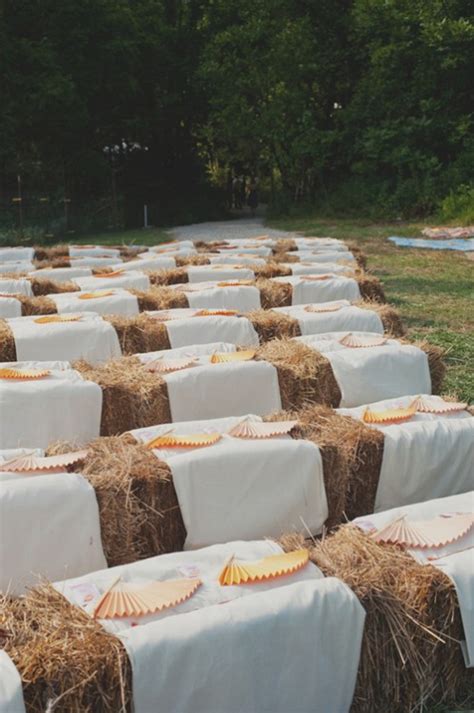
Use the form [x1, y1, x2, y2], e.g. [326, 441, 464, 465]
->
[0, 0, 473, 231]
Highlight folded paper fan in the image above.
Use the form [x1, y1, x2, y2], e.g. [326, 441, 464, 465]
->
[304, 302, 346, 313]
[228, 419, 298, 439]
[34, 315, 82, 324]
[362, 405, 416, 425]
[148, 311, 178, 322]
[93, 269, 125, 278]
[219, 549, 309, 586]
[92, 577, 201, 619]
[145, 432, 221, 449]
[144, 357, 196, 374]
[372, 513, 474, 549]
[339, 333, 387, 348]
[0, 367, 50, 380]
[210, 349, 256, 363]
[1, 449, 88, 473]
[194, 309, 238, 317]
[78, 290, 115, 300]
[409, 395, 468, 414]
[301, 274, 333, 281]
[217, 280, 254, 287]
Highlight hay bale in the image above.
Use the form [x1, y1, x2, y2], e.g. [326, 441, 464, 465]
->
[131, 286, 189, 311]
[16, 295, 57, 316]
[252, 262, 292, 279]
[347, 243, 367, 269]
[271, 252, 299, 264]
[33, 257, 72, 269]
[105, 314, 171, 354]
[417, 342, 446, 394]
[0, 320, 17, 361]
[273, 238, 296, 253]
[303, 527, 468, 712]
[1, 585, 132, 713]
[175, 254, 210, 267]
[256, 278, 293, 308]
[257, 338, 342, 408]
[358, 301, 405, 337]
[356, 274, 385, 303]
[29, 276, 78, 296]
[33, 245, 69, 262]
[75, 357, 172, 435]
[147, 267, 189, 286]
[247, 309, 301, 343]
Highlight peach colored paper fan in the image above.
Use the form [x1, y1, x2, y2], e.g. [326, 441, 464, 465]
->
[301, 274, 333, 281]
[217, 280, 254, 287]
[34, 315, 82, 324]
[144, 357, 196, 374]
[1, 450, 88, 473]
[304, 302, 346, 313]
[228, 420, 298, 439]
[339, 333, 387, 348]
[93, 269, 125, 278]
[92, 577, 201, 619]
[409, 395, 468, 414]
[145, 432, 221, 449]
[78, 290, 115, 300]
[0, 368, 50, 380]
[362, 405, 416, 425]
[147, 311, 179, 322]
[194, 309, 238, 317]
[219, 549, 309, 586]
[210, 349, 256, 363]
[372, 513, 474, 549]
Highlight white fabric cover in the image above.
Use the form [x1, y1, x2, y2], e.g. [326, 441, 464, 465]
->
[69, 256, 121, 268]
[51, 289, 139, 316]
[138, 342, 237, 361]
[287, 262, 354, 275]
[297, 332, 431, 407]
[69, 246, 120, 258]
[187, 265, 254, 283]
[339, 396, 474, 511]
[170, 281, 261, 311]
[215, 245, 271, 256]
[151, 240, 195, 252]
[8, 312, 122, 364]
[58, 540, 364, 713]
[149, 309, 259, 348]
[296, 251, 356, 263]
[275, 302, 384, 335]
[0, 651, 25, 713]
[0, 261, 33, 274]
[207, 254, 266, 266]
[272, 275, 361, 305]
[0, 471, 106, 595]
[0, 246, 34, 262]
[29, 266, 92, 282]
[0, 278, 33, 296]
[354, 492, 474, 667]
[0, 296, 21, 318]
[0, 361, 102, 448]
[133, 414, 327, 548]
[75, 270, 150, 292]
[293, 238, 348, 251]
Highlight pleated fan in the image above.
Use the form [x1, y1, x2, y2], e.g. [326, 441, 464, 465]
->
[339, 333, 387, 348]
[219, 549, 309, 586]
[93, 269, 125, 278]
[194, 309, 239, 317]
[228, 419, 298, 439]
[144, 358, 197, 374]
[371, 513, 474, 549]
[409, 395, 468, 414]
[210, 349, 256, 363]
[78, 290, 115, 300]
[301, 274, 333, 281]
[1, 449, 88, 473]
[304, 302, 347, 313]
[0, 367, 50, 380]
[217, 280, 254, 287]
[34, 315, 82, 324]
[362, 405, 416, 425]
[145, 432, 221, 449]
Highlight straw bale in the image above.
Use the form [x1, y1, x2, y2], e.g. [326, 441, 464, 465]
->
[105, 314, 171, 354]
[33, 245, 69, 262]
[347, 243, 367, 269]
[176, 254, 210, 267]
[273, 238, 296, 253]
[16, 294, 57, 316]
[147, 267, 189, 286]
[415, 342, 446, 394]
[1, 585, 132, 713]
[33, 257, 72, 270]
[252, 262, 292, 279]
[357, 274, 385, 303]
[358, 301, 405, 337]
[29, 276, 78, 296]
[0, 320, 17, 361]
[271, 252, 299, 263]
[256, 278, 293, 308]
[75, 357, 172, 435]
[257, 338, 342, 408]
[131, 286, 189, 311]
[247, 309, 301, 343]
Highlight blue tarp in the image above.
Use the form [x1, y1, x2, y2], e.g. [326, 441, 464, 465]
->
[388, 236, 474, 251]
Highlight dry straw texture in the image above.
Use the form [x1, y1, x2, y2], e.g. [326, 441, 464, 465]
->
[132, 286, 189, 311]
[147, 267, 189, 286]
[105, 314, 171, 353]
[29, 277, 78, 296]
[0, 320, 17, 360]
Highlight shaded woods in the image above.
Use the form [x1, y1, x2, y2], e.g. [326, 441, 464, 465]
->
[0, 0, 473, 231]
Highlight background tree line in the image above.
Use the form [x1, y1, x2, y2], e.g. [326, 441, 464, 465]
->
[0, 0, 473, 235]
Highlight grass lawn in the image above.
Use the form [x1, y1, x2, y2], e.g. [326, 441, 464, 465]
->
[58, 226, 171, 247]
[267, 216, 474, 403]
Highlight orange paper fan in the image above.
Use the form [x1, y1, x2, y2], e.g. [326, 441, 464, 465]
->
[92, 576, 201, 619]
[371, 513, 474, 549]
[144, 357, 196, 374]
[34, 315, 82, 324]
[409, 395, 468, 414]
[217, 280, 254, 287]
[301, 274, 333, 281]
[304, 302, 346, 313]
[219, 549, 309, 586]
[0, 367, 50, 380]
[228, 419, 298, 439]
[78, 290, 115, 300]
[210, 349, 256, 363]
[339, 333, 387, 348]
[145, 432, 221, 449]
[1, 450, 88, 473]
[362, 405, 416, 425]
[93, 269, 125, 278]
[194, 309, 238, 317]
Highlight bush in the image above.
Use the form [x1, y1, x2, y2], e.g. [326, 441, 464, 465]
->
[438, 184, 474, 225]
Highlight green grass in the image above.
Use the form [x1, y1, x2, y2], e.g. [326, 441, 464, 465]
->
[267, 216, 474, 402]
[60, 226, 172, 247]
